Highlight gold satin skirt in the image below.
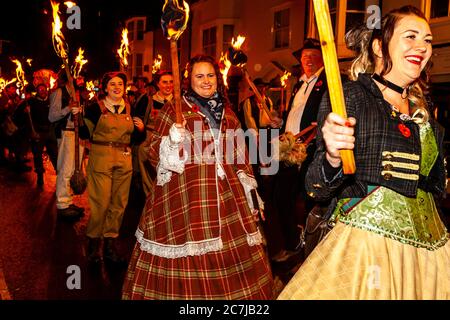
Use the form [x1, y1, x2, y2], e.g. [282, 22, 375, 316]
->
[278, 222, 450, 300]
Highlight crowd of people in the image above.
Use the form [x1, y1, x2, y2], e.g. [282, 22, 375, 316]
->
[0, 5, 448, 300]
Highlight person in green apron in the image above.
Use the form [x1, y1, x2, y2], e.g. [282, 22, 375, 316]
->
[80, 72, 145, 264]
[279, 5, 449, 299]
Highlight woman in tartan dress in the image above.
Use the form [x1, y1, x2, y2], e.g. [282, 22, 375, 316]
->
[122, 54, 273, 300]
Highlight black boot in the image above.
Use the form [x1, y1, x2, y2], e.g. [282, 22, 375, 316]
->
[87, 238, 102, 264]
[104, 238, 126, 265]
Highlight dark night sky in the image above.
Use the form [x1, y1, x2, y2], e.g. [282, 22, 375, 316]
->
[0, 0, 166, 78]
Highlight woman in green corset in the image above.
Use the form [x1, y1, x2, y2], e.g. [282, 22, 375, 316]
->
[279, 5, 449, 299]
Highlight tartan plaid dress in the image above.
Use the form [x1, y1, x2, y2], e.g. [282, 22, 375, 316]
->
[122, 98, 273, 299]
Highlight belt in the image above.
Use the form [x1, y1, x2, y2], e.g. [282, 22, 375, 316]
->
[91, 140, 130, 150]
[62, 128, 75, 131]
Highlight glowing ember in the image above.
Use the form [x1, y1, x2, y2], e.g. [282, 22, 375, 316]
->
[26, 59, 33, 67]
[219, 52, 232, 88]
[161, 0, 190, 41]
[280, 71, 291, 88]
[72, 47, 88, 78]
[51, 0, 69, 64]
[117, 28, 130, 68]
[152, 54, 163, 74]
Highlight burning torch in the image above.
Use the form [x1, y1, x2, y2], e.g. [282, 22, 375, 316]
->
[227, 36, 274, 121]
[279, 70, 291, 115]
[152, 54, 163, 74]
[161, 0, 190, 124]
[117, 28, 130, 71]
[51, 0, 87, 194]
[313, 0, 355, 174]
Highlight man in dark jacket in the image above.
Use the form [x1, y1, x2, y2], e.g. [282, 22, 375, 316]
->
[271, 38, 328, 261]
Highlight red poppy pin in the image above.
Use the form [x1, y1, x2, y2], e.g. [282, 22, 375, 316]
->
[151, 109, 159, 118]
[191, 105, 200, 113]
[398, 123, 411, 138]
[315, 80, 323, 87]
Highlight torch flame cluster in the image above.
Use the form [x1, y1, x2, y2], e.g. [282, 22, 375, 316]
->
[231, 35, 246, 50]
[219, 52, 232, 87]
[11, 59, 28, 90]
[0, 78, 17, 96]
[219, 35, 247, 88]
[117, 28, 130, 68]
[162, 0, 190, 41]
[86, 80, 96, 100]
[280, 71, 291, 88]
[51, 1, 69, 64]
[72, 48, 88, 79]
[152, 54, 163, 74]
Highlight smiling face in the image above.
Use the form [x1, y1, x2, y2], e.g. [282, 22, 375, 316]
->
[301, 48, 324, 78]
[105, 76, 125, 100]
[190, 62, 217, 98]
[157, 74, 174, 97]
[381, 15, 432, 86]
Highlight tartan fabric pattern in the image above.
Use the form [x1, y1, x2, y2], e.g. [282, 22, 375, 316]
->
[122, 99, 273, 299]
[305, 73, 446, 201]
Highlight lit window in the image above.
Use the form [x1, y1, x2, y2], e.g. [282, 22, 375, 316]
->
[203, 27, 217, 57]
[137, 20, 145, 41]
[223, 25, 234, 51]
[127, 21, 135, 41]
[430, 0, 450, 18]
[273, 8, 290, 49]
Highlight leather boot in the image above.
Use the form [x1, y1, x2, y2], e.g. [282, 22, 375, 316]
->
[87, 238, 102, 264]
[104, 238, 126, 265]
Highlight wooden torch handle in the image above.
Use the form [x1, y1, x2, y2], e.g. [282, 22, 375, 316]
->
[170, 39, 183, 124]
[313, 0, 355, 174]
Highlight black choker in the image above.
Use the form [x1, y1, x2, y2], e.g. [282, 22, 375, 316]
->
[372, 74, 405, 95]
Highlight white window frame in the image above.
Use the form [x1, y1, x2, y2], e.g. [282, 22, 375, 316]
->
[272, 7, 291, 50]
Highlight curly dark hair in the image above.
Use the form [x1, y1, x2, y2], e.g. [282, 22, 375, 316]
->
[183, 54, 229, 104]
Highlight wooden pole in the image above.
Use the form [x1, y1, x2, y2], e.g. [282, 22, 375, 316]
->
[313, 0, 355, 174]
[243, 69, 274, 121]
[170, 39, 183, 124]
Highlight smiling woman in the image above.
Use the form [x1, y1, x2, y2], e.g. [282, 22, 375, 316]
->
[122, 54, 273, 300]
[278, 5, 450, 300]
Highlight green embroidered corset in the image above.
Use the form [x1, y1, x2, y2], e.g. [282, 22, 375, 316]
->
[332, 122, 449, 250]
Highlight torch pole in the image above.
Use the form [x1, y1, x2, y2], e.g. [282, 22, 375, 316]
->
[313, 0, 355, 174]
[243, 69, 274, 121]
[170, 39, 183, 124]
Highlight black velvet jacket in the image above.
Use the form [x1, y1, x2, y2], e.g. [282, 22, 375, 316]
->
[305, 73, 446, 201]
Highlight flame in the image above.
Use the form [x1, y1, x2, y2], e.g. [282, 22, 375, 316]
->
[72, 47, 88, 78]
[161, 0, 190, 41]
[280, 71, 291, 88]
[50, 76, 57, 90]
[26, 59, 33, 67]
[86, 80, 96, 100]
[11, 59, 28, 90]
[117, 28, 130, 68]
[219, 52, 232, 88]
[152, 54, 163, 74]
[231, 35, 246, 50]
[51, 0, 69, 64]
[64, 1, 76, 8]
